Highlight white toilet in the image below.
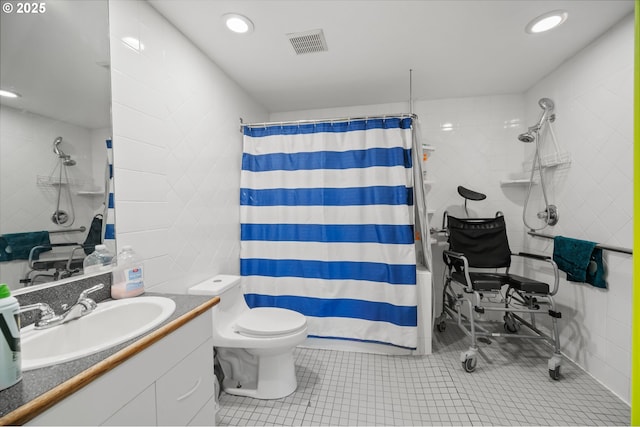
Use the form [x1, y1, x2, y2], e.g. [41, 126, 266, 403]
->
[188, 275, 308, 399]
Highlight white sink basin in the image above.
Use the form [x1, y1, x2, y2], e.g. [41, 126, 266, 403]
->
[21, 296, 176, 371]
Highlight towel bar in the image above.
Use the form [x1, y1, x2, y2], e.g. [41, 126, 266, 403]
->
[528, 231, 632, 255]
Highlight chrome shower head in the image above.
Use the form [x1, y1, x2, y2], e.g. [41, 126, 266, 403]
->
[538, 98, 555, 112]
[53, 136, 64, 156]
[518, 131, 536, 143]
[518, 97, 555, 143]
[52, 136, 76, 165]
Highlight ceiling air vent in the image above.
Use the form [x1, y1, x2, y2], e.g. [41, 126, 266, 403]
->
[287, 29, 328, 55]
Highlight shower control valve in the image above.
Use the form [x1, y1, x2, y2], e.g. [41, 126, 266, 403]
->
[537, 205, 559, 226]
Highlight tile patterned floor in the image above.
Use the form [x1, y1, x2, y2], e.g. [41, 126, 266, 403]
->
[217, 321, 630, 426]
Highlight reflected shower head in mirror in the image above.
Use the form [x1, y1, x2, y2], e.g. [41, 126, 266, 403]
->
[52, 136, 76, 165]
[518, 130, 536, 143]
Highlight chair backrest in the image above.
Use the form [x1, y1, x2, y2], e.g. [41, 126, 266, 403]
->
[83, 214, 104, 255]
[447, 215, 512, 269]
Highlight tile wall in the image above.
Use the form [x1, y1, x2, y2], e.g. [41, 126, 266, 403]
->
[107, 0, 268, 294]
[0, 106, 109, 289]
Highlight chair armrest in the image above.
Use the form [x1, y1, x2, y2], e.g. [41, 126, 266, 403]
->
[512, 252, 560, 296]
[516, 252, 550, 261]
[443, 250, 474, 292]
[66, 245, 87, 270]
[443, 250, 465, 259]
[28, 245, 53, 268]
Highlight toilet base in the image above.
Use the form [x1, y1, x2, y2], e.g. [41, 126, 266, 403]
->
[222, 349, 297, 399]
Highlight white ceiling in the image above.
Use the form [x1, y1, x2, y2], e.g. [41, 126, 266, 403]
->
[0, 1, 634, 129]
[149, 0, 634, 113]
[0, 0, 111, 129]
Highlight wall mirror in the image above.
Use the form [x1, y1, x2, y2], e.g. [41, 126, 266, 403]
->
[0, 0, 113, 289]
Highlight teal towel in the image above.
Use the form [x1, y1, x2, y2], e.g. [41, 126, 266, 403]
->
[0, 231, 51, 262]
[553, 236, 606, 289]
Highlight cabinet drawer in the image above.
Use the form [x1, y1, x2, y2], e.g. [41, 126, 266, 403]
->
[156, 338, 214, 426]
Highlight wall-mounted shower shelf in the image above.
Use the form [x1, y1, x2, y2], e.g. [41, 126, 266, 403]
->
[422, 144, 436, 151]
[77, 190, 105, 196]
[500, 179, 535, 186]
[36, 175, 86, 187]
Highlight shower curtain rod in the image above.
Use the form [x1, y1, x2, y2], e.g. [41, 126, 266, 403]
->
[240, 113, 417, 129]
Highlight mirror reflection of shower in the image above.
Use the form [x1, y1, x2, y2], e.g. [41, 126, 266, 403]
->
[50, 136, 76, 226]
[518, 98, 558, 231]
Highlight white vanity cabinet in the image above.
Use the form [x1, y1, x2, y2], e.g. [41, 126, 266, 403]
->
[27, 309, 216, 426]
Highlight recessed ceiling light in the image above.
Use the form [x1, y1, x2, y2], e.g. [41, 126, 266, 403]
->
[223, 13, 254, 34]
[0, 89, 21, 98]
[526, 10, 568, 34]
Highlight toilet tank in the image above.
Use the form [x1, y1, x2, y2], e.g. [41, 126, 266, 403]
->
[189, 275, 241, 296]
[188, 275, 248, 320]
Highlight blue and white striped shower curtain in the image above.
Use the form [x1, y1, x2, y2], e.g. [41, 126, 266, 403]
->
[103, 138, 116, 252]
[240, 117, 417, 349]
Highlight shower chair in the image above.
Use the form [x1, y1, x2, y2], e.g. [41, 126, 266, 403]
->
[20, 214, 104, 285]
[435, 189, 563, 380]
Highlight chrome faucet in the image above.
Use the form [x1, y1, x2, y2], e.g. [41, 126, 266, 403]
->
[19, 284, 105, 330]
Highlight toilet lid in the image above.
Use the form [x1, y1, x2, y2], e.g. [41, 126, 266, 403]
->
[235, 307, 307, 337]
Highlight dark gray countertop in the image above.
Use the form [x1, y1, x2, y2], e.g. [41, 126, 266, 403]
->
[0, 292, 213, 418]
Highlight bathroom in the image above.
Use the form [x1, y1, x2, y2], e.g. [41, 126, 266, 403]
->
[0, 0, 635, 425]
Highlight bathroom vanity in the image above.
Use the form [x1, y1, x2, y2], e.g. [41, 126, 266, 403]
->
[0, 292, 219, 426]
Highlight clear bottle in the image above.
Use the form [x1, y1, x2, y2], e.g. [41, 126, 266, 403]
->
[83, 244, 115, 274]
[0, 284, 21, 391]
[111, 245, 145, 299]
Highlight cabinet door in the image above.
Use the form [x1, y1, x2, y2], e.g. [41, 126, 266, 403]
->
[156, 338, 214, 426]
[187, 395, 218, 426]
[102, 384, 157, 426]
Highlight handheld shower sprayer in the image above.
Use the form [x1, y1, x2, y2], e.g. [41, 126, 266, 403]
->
[50, 135, 77, 226]
[517, 98, 555, 143]
[52, 136, 76, 166]
[519, 97, 559, 230]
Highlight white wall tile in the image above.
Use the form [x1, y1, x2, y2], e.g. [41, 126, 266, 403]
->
[524, 13, 633, 403]
[108, 0, 267, 293]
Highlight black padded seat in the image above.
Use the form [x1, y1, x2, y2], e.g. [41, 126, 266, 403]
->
[507, 274, 550, 294]
[451, 271, 507, 291]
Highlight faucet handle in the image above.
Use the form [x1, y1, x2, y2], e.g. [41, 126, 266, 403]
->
[18, 303, 56, 323]
[76, 283, 104, 314]
[77, 283, 104, 302]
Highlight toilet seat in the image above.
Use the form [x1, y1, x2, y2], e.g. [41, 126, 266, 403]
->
[235, 307, 307, 338]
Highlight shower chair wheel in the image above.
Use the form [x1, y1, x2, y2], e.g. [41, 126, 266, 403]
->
[548, 354, 562, 381]
[462, 356, 477, 373]
[460, 349, 477, 373]
[436, 321, 446, 332]
[503, 313, 520, 333]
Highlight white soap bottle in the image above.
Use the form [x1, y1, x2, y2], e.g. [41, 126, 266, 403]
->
[111, 246, 145, 299]
[0, 284, 21, 391]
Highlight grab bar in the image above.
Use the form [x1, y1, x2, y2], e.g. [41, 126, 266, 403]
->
[49, 226, 86, 234]
[528, 231, 632, 255]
